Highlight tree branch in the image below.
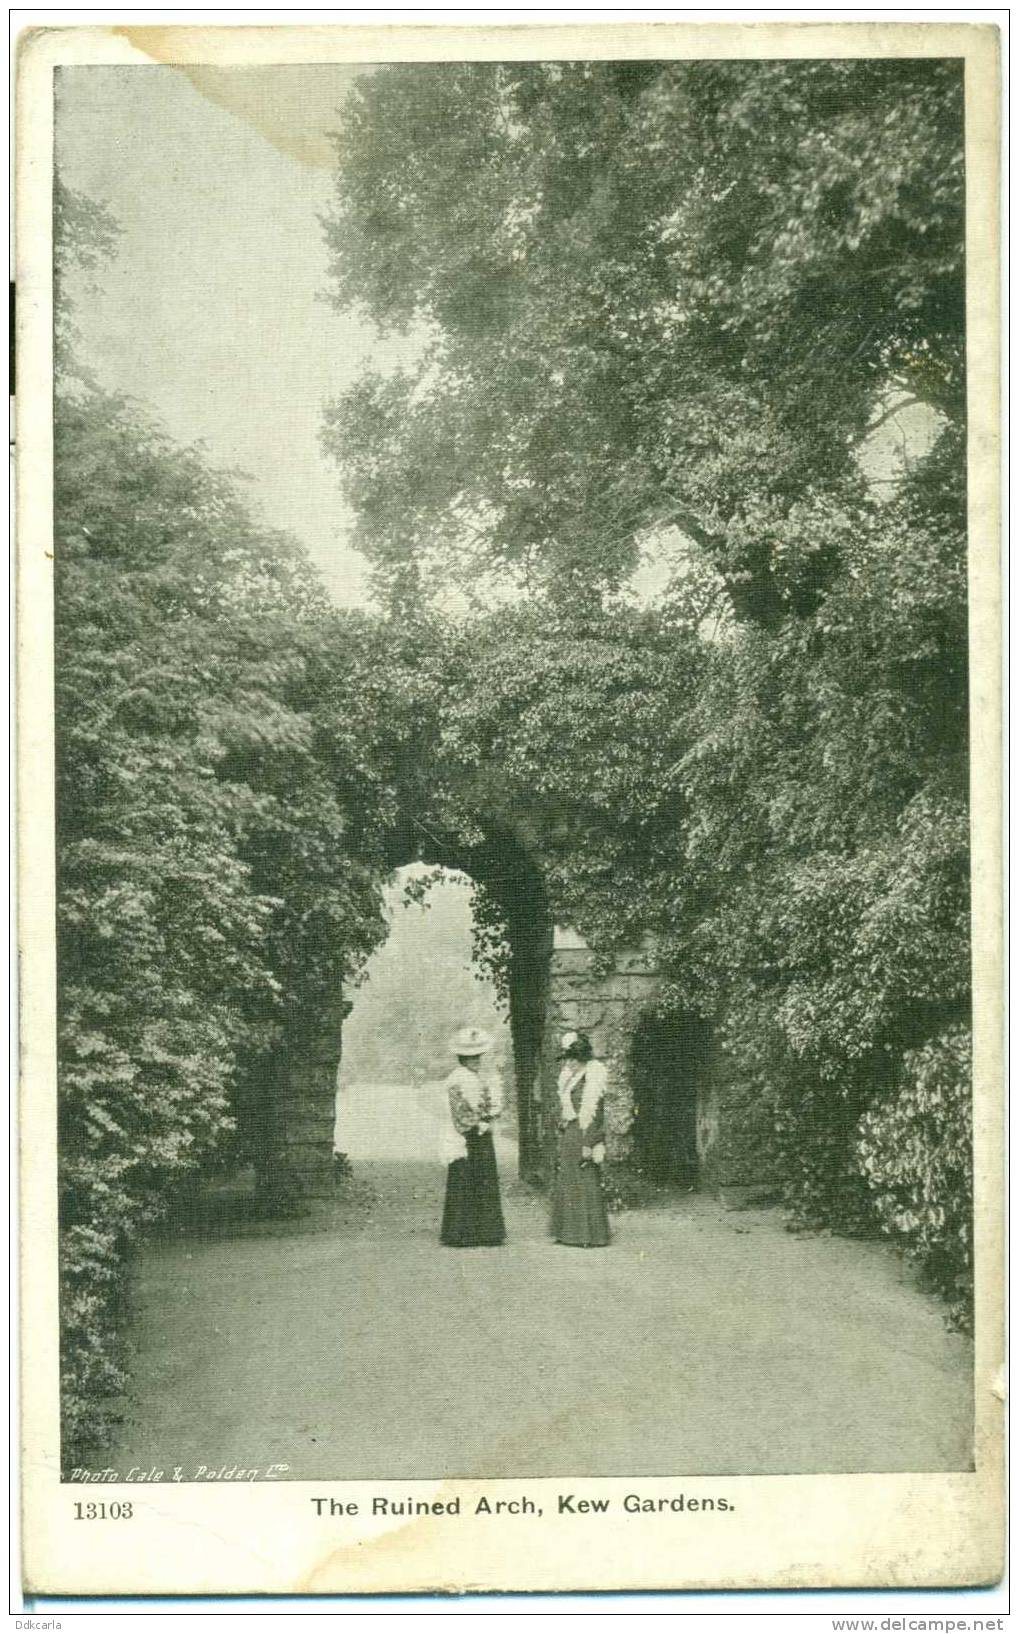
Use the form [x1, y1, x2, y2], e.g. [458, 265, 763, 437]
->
[864, 397, 927, 439]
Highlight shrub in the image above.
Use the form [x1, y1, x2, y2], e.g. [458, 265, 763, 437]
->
[54, 384, 395, 1467]
[855, 1026, 973, 1326]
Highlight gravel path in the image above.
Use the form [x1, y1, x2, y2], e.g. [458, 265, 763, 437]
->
[103, 1083, 973, 1481]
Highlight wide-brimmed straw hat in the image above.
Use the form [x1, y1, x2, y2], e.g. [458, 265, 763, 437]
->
[450, 1026, 492, 1057]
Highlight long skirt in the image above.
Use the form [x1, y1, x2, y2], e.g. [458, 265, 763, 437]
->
[551, 1122, 610, 1247]
[440, 1129, 506, 1247]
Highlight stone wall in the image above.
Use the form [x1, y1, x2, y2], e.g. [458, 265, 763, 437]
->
[543, 927, 777, 1204]
[542, 927, 661, 1164]
[267, 994, 348, 1200]
[267, 927, 777, 1205]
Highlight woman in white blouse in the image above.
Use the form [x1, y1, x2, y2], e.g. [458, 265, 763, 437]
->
[551, 1030, 610, 1247]
[438, 1027, 506, 1247]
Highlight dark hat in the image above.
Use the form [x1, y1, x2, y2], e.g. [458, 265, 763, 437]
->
[558, 1029, 593, 1061]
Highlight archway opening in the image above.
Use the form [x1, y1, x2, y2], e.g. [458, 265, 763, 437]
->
[253, 820, 553, 1200]
[628, 1009, 716, 1186]
[334, 813, 554, 1185]
[334, 863, 513, 1168]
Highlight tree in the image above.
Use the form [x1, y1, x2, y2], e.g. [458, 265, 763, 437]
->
[321, 60, 973, 1318]
[53, 178, 121, 376]
[323, 59, 963, 616]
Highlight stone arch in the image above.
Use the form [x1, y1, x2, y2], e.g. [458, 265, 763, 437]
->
[260, 818, 554, 1197]
[253, 821, 775, 1206]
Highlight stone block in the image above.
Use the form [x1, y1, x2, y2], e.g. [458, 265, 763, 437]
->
[625, 973, 662, 1003]
[286, 1061, 336, 1097]
[549, 977, 600, 1004]
[550, 948, 596, 975]
[553, 925, 591, 951]
[283, 1106, 336, 1140]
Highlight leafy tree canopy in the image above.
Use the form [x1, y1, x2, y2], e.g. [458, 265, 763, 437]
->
[323, 58, 963, 614]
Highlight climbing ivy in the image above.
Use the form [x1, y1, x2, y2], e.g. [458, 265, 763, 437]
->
[321, 57, 972, 1320]
[855, 1027, 973, 1327]
[422, 453, 971, 1318]
[54, 43, 975, 1474]
[54, 380, 406, 1466]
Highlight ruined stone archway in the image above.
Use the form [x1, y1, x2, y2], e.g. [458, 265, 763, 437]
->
[257, 822, 771, 1204]
[262, 819, 555, 1196]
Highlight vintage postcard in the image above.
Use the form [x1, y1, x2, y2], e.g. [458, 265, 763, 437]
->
[16, 18, 1003, 1599]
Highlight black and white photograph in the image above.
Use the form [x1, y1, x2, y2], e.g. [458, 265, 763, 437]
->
[16, 18, 1003, 1599]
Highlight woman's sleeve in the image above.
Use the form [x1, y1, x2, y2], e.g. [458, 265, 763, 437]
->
[448, 1085, 477, 1136]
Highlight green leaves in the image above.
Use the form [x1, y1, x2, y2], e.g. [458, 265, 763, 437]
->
[55, 379, 400, 1467]
[417, 453, 971, 1322]
[323, 59, 963, 614]
[58, 52, 973, 1461]
[856, 1028, 973, 1323]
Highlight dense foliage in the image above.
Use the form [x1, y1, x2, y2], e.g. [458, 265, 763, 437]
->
[54, 380, 408, 1464]
[419, 482, 969, 1300]
[323, 57, 963, 618]
[323, 59, 973, 1318]
[53, 54, 974, 1467]
[855, 1027, 973, 1325]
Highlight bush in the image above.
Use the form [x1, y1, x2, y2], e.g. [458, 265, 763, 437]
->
[855, 1026, 973, 1325]
[430, 536, 971, 1322]
[317, 60, 972, 1329]
[601, 1161, 685, 1213]
[54, 384, 396, 1468]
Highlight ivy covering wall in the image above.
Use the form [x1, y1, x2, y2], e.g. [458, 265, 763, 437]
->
[53, 54, 974, 1465]
[320, 56, 973, 1326]
[53, 379, 414, 1465]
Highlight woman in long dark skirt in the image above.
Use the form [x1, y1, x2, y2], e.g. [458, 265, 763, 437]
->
[551, 1030, 611, 1248]
[439, 1027, 506, 1247]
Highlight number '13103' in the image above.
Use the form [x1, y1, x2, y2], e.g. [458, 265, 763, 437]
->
[73, 1501, 133, 1519]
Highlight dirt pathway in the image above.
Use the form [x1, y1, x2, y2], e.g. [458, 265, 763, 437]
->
[103, 1083, 973, 1481]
